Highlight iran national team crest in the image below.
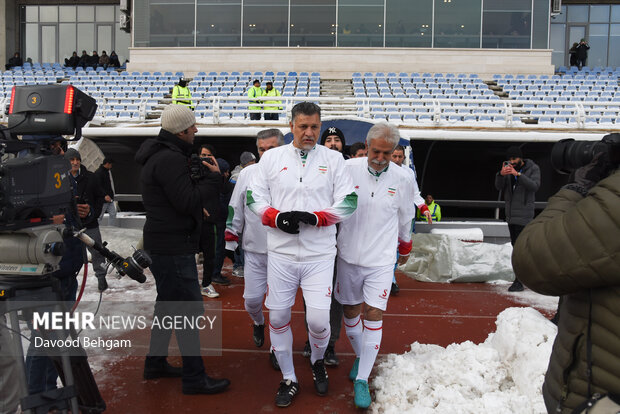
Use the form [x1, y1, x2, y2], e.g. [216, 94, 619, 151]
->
[387, 187, 396, 196]
[318, 165, 328, 174]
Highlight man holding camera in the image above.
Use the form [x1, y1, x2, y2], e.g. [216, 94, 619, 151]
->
[135, 104, 230, 395]
[495, 145, 540, 292]
[512, 133, 620, 413]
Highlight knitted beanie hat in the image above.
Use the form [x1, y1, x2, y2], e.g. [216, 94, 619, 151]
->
[65, 148, 81, 161]
[161, 104, 196, 134]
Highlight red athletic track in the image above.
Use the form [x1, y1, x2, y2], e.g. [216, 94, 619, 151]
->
[94, 262, 553, 414]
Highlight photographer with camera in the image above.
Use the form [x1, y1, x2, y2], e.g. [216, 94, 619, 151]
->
[66, 148, 108, 292]
[512, 133, 620, 413]
[135, 104, 230, 395]
[576, 38, 590, 70]
[495, 145, 540, 292]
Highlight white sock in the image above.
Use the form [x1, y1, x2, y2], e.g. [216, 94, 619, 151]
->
[306, 307, 330, 365]
[244, 296, 265, 326]
[357, 320, 382, 382]
[344, 315, 363, 357]
[269, 308, 296, 382]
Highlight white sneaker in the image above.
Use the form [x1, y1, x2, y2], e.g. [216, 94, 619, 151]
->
[201, 284, 219, 298]
[232, 267, 244, 278]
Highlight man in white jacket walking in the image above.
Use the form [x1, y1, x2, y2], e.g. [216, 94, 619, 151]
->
[247, 102, 357, 407]
[336, 122, 417, 409]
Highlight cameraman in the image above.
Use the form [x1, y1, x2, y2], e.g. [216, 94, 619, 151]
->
[135, 104, 230, 395]
[512, 134, 620, 413]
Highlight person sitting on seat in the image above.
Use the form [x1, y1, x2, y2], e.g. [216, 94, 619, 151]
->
[5, 52, 23, 70]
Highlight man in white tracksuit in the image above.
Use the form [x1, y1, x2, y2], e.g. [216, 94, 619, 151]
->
[247, 102, 357, 408]
[225, 128, 284, 367]
[336, 122, 417, 409]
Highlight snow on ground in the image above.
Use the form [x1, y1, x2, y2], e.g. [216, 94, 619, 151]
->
[371, 307, 557, 414]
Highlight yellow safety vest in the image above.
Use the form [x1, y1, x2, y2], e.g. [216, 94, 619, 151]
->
[172, 85, 194, 108]
[247, 86, 264, 111]
[263, 88, 282, 111]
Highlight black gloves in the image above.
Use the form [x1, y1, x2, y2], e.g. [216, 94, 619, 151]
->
[276, 211, 318, 234]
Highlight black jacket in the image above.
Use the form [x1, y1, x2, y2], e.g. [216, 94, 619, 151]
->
[70, 165, 105, 229]
[95, 164, 114, 200]
[135, 129, 221, 255]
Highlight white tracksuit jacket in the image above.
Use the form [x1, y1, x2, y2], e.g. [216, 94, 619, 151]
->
[247, 143, 358, 262]
[226, 163, 267, 254]
[337, 158, 417, 267]
[403, 164, 425, 208]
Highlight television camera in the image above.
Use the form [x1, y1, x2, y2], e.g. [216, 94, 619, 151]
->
[0, 85, 150, 413]
[551, 133, 620, 176]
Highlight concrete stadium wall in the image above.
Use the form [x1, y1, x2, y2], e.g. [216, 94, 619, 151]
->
[127, 47, 554, 79]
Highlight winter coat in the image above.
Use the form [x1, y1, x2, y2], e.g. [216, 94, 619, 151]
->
[95, 164, 114, 200]
[135, 129, 221, 255]
[494, 158, 540, 226]
[512, 169, 620, 413]
[70, 165, 105, 230]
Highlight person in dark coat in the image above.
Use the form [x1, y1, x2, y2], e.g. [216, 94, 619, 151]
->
[109, 51, 121, 68]
[77, 50, 90, 69]
[576, 39, 590, 70]
[65, 51, 80, 68]
[568, 42, 578, 67]
[494, 145, 540, 292]
[513, 134, 620, 413]
[88, 51, 99, 68]
[135, 104, 230, 395]
[6, 52, 23, 70]
[95, 157, 116, 224]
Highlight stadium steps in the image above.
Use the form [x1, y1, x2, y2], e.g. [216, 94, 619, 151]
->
[319, 79, 358, 117]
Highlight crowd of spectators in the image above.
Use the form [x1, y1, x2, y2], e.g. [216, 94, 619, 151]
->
[64, 50, 121, 69]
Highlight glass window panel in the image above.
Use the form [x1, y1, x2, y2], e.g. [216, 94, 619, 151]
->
[96, 6, 115, 22]
[567, 5, 588, 23]
[115, 23, 131, 65]
[590, 6, 609, 23]
[385, 0, 432, 47]
[612, 6, 620, 23]
[40, 6, 58, 23]
[78, 6, 95, 22]
[551, 5, 566, 23]
[59, 24, 77, 63]
[59, 6, 77, 23]
[532, 0, 549, 49]
[196, 5, 241, 47]
[98, 25, 113, 53]
[588, 24, 608, 68]
[609, 24, 620, 68]
[26, 6, 38, 23]
[150, 2, 196, 47]
[41, 26, 57, 63]
[77, 23, 95, 53]
[133, 0, 149, 47]
[25, 23, 39, 62]
[290, 0, 336, 47]
[549, 23, 565, 68]
[434, 0, 481, 48]
[242, 4, 288, 46]
[338, 0, 384, 47]
[482, 10, 531, 49]
[483, 0, 529, 11]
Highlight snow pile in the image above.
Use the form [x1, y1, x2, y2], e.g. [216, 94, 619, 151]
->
[371, 307, 556, 414]
[401, 233, 515, 283]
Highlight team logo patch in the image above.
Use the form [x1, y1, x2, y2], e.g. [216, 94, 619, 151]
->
[318, 165, 328, 174]
[387, 187, 396, 196]
[279, 167, 288, 173]
[326, 287, 332, 297]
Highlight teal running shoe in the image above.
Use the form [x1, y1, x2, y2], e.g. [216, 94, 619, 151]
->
[349, 357, 360, 381]
[354, 379, 371, 409]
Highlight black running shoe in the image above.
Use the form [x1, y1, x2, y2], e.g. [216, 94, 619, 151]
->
[310, 359, 329, 396]
[508, 279, 524, 292]
[275, 379, 299, 407]
[391, 282, 400, 295]
[253, 324, 265, 347]
[324, 344, 339, 366]
[302, 340, 311, 358]
[269, 349, 281, 371]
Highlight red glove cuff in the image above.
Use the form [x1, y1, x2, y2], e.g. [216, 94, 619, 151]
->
[224, 231, 239, 242]
[262, 207, 279, 228]
[418, 204, 430, 215]
[398, 239, 413, 256]
[313, 211, 337, 227]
